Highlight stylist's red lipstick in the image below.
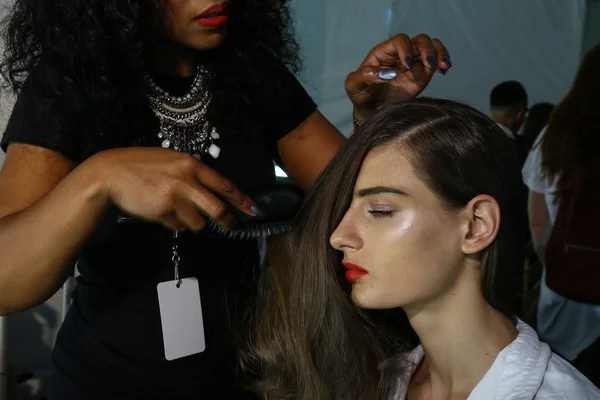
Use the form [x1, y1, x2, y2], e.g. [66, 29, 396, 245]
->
[195, 3, 230, 28]
[343, 261, 368, 281]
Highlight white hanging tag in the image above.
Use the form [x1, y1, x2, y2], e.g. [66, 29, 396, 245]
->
[157, 277, 206, 361]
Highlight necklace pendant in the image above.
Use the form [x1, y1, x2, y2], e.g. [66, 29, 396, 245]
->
[208, 144, 221, 159]
[147, 67, 221, 159]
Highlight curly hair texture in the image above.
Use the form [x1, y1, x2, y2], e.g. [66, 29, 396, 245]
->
[1, 0, 301, 161]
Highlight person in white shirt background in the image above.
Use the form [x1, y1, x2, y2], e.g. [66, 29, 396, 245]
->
[523, 42, 600, 388]
[241, 99, 600, 400]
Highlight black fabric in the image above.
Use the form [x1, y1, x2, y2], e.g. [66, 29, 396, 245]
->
[572, 334, 600, 388]
[1, 62, 316, 163]
[1, 66, 82, 162]
[2, 63, 316, 399]
[515, 135, 535, 168]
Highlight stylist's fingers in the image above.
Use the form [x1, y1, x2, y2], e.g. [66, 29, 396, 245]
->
[362, 33, 414, 70]
[173, 198, 207, 232]
[161, 214, 188, 232]
[432, 38, 452, 73]
[345, 65, 402, 108]
[182, 182, 237, 229]
[412, 33, 437, 70]
[346, 65, 385, 92]
[193, 163, 256, 216]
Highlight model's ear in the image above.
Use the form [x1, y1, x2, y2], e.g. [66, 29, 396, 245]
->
[460, 195, 500, 255]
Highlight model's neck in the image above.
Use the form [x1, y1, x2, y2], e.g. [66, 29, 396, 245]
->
[404, 267, 518, 398]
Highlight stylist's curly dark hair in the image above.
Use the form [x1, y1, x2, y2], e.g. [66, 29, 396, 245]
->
[0, 0, 301, 161]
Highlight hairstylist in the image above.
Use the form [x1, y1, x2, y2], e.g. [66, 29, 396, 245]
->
[0, 0, 450, 398]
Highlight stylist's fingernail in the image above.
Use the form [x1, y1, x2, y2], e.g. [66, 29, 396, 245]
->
[404, 55, 413, 69]
[426, 55, 436, 69]
[442, 56, 452, 68]
[250, 205, 266, 218]
[377, 68, 398, 81]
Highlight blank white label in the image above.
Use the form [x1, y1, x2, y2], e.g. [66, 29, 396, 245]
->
[157, 278, 206, 361]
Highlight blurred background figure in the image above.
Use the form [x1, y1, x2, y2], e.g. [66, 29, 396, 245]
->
[489, 80, 528, 141]
[518, 102, 555, 166]
[489, 80, 537, 313]
[522, 43, 600, 387]
[522, 102, 555, 142]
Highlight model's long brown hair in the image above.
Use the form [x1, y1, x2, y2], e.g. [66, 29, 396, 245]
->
[241, 99, 526, 400]
[541, 43, 600, 199]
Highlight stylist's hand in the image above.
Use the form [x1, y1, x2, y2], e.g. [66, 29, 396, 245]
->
[346, 33, 451, 121]
[88, 147, 256, 232]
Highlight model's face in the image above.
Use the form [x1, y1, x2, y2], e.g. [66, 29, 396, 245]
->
[161, 0, 231, 50]
[329, 145, 467, 310]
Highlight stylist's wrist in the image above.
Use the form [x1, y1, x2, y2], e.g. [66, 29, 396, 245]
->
[353, 106, 377, 128]
[74, 152, 116, 210]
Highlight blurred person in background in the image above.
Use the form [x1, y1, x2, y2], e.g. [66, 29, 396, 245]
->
[490, 80, 535, 309]
[490, 81, 534, 168]
[523, 43, 600, 387]
[522, 102, 554, 142]
[519, 102, 555, 166]
[490, 80, 528, 142]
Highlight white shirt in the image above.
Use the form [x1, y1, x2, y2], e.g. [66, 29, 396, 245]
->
[521, 129, 559, 222]
[522, 128, 600, 360]
[388, 320, 600, 400]
[497, 122, 516, 140]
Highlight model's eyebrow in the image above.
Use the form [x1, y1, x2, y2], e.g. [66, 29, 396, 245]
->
[357, 186, 408, 197]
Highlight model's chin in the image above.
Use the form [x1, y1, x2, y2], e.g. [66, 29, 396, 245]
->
[350, 283, 372, 309]
[351, 283, 404, 310]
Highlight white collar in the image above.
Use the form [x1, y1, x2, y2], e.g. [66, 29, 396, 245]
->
[496, 122, 516, 140]
[387, 320, 552, 399]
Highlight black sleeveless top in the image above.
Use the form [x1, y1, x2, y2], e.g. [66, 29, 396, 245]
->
[1, 63, 316, 399]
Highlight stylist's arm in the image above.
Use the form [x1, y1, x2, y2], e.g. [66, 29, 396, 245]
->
[0, 145, 253, 314]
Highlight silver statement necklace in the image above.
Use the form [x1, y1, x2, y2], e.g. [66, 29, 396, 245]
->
[145, 67, 221, 160]
[145, 68, 222, 292]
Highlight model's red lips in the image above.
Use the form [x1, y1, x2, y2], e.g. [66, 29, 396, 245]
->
[342, 261, 368, 281]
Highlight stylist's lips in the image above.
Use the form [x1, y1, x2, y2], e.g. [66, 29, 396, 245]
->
[195, 2, 230, 28]
[343, 261, 368, 281]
